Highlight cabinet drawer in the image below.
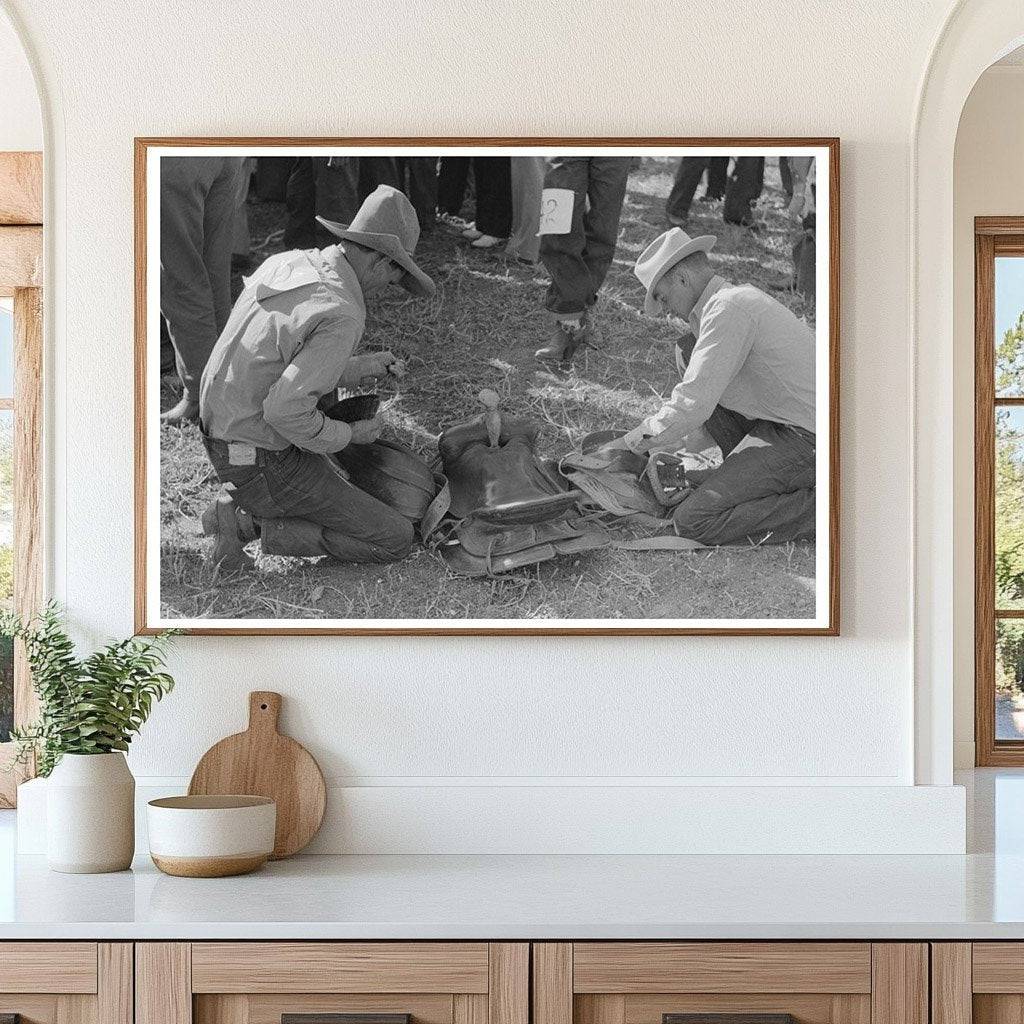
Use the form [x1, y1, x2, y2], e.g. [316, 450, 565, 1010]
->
[0, 943, 130, 1024]
[140, 942, 528, 1024]
[535, 944, 925, 1024]
[573, 943, 872, 994]
[191, 942, 490, 993]
[0, 942, 98, 993]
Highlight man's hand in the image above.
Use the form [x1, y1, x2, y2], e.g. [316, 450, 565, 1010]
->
[364, 350, 405, 380]
[348, 416, 383, 445]
[620, 425, 655, 454]
[339, 351, 406, 387]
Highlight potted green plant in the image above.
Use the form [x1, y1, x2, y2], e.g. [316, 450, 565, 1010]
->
[2, 604, 177, 873]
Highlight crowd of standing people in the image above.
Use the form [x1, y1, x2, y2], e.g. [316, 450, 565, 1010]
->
[159, 153, 817, 424]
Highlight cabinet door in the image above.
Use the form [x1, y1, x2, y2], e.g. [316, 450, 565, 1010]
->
[936, 943, 1024, 1024]
[137, 943, 528, 1024]
[0, 942, 132, 1024]
[534, 943, 927, 1024]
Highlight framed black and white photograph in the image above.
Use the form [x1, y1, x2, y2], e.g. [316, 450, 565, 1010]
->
[135, 138, 839, 635]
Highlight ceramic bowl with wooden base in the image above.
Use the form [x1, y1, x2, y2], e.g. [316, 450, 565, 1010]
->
[147, 795, 276, 877]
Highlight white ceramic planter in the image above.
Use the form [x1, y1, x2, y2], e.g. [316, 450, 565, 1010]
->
[46, 752, 135, 873]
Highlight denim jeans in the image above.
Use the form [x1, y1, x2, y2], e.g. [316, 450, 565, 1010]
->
[539, 157, 631, 316]
[671, 415, 816, 546]
[204, 440, 415, 563]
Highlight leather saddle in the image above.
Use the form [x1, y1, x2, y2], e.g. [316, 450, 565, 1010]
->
[423, 414, 606, 576]
[438, 416, 578, 522]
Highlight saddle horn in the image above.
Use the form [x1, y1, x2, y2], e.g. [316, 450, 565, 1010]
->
[478, 389, 501, 448]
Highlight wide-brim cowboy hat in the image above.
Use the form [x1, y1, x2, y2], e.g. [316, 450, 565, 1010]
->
[317, 185, 436, 299]
[634, 227, 716, 315]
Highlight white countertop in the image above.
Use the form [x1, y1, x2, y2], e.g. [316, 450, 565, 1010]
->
[1, 769, 1022, 941]
[1, 849, 1023, 940]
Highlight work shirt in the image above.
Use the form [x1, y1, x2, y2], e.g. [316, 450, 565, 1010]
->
[199, 245, 365, 453]
[625, 276, 816, 453]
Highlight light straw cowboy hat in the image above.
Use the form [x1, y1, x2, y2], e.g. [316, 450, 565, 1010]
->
[634, 227, 716, 315]
[317, 185, 436, 298]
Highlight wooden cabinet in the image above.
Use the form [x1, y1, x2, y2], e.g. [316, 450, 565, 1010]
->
[136, 943, 528, 1024]
[931, 943, 1024, 1024]
[533, 944, 928, 1024]
[0, 938, 944, 1024]
[0, 942, 132, 1024]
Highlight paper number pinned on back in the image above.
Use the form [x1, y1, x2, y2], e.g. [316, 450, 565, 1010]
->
[537, 188, 575, 236]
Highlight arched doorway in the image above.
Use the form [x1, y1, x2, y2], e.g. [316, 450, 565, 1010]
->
[914, 0, 1024, 784]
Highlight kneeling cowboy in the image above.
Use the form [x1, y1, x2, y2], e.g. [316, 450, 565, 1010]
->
[619, 228, 816, 547]
[199, 185, 435, 570]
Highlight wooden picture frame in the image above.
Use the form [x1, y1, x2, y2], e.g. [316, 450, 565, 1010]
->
[0, 151, 43, 806]
[136, 138, 840, 636]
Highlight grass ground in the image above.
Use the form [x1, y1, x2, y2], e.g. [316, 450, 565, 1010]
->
[159, 157, 816, 622]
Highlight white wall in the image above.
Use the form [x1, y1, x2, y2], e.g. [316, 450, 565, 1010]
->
[0, 0, 975, 851]
[0, 8, 39, 151]
[953, 64, 1024, 767]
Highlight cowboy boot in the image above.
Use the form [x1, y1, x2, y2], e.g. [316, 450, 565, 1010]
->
[535, 316, 590, 368]
[201, 491, 257, 571]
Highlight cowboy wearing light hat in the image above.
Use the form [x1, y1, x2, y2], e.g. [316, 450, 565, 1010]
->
[198, 185, 435, 570]
[620, 227, 817, 547]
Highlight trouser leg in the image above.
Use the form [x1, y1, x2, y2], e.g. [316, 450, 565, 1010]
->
[161, 157, 224, 403]
[314, 156, 362, 223]
[231, 158, 253, 258]
[778, 156, 793, 199]
[254, 156, 292, 202]
[472, 157, 512, 237]
[705, 157, 729, 200]
[202, 157, 245, 335]
[359, 157, 400, 201]
[215, 446, 415, 563]
[539, 156, 593, 317]
[724, 157, 765, 225]
[581, 157, 630, 300]
[283, 158, 316, 248]
[794, 218, 816, 300]
[666, 157, 708, 222]
[437, 157, 471, 215]
[506, 156, 545, 262]
[672, 420, 816, 545]
[399, 156, 439, 230]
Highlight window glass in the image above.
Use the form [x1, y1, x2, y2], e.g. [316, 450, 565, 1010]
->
[0, 300, 11, 400]
[996, 406, 1024, 610]
[996, 257, 1024, 397]
[997, 619, 1024, 740]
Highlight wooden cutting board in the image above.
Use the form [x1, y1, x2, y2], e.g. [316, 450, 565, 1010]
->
[188, 691, 326, 859]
